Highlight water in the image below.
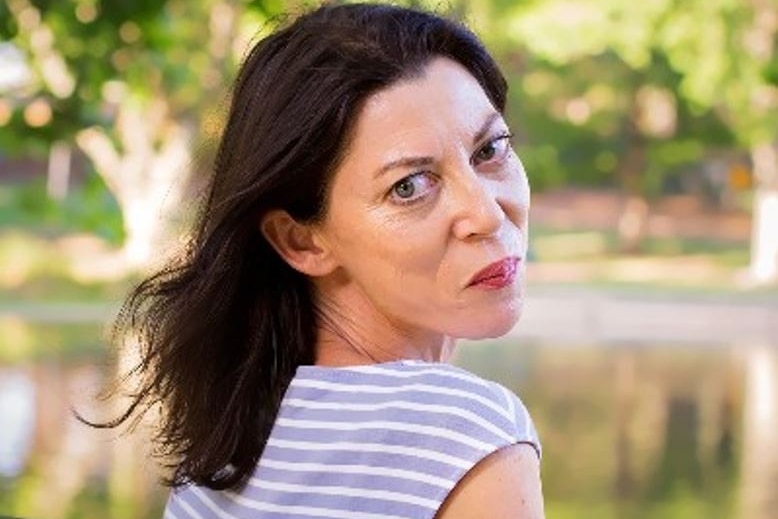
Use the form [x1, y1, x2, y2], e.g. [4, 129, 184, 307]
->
[455, 341, 771, 519]
[1, 327, 776, 519]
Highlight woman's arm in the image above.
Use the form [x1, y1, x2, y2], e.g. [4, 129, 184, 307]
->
[436, 443, 544, 519]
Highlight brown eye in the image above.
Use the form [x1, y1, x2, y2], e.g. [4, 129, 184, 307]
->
[472, 134, 512, 166]
[476, 141, 498, 161]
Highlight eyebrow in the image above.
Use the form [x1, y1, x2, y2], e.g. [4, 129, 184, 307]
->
[374, 111, 502, 179]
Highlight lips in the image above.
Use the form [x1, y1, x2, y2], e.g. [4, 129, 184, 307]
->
[468, 256, 520, 289]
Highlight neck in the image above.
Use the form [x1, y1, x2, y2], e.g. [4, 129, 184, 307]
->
[312, 283, 456, 367]
[314, 326, 456, 367]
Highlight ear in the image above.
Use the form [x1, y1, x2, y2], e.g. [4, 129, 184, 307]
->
[259, 209, 338, 277]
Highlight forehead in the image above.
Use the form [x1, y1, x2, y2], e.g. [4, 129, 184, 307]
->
[344, 58, 498, 163]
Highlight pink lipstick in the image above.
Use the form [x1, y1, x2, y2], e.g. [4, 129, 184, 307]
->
[468, 257, 520, 289]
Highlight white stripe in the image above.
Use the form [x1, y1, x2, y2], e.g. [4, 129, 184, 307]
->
[163, 507, 181, 519]
[192, 487, 244, 519]
[289, 379, 511, 420]
[247, 479, 438, 509]
[520, 402, 535, 446]
[222, 490, 410, 519]
[266, 437, 472, 469]
[515, 393, 530, 440]
[276, 417, 494, 451]
[258, 458, 450, 488]
[497, 386, 541, 457]
[336, 364, 492, 388]
[284, 397, 514, 443]
[176, 497, 204, 519]
[500, 385, 517, 427]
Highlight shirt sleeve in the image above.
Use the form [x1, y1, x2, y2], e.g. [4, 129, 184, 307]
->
[491, 381, 542, 459]
[424, 370, 542, 513]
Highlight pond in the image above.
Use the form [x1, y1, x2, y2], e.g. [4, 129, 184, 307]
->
[1, 324, 777, 519]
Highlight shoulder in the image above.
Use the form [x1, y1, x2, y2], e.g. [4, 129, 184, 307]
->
[389, 363, 544, 518]
[165, 361, 544, 519]
[384, 361, 542, 457]
[286, 360, 541, 454]
[436, 442, 545, 519]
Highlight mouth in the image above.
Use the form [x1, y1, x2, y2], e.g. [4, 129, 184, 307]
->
[467, 256, 521, 289]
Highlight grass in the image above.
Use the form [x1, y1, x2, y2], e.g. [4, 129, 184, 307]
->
[0, 230, 133, 304]
[527, 226, 778, 296]
[530, 225, 750, 263]
[0, 319, 109, 363]
[1, 224, 775, 303]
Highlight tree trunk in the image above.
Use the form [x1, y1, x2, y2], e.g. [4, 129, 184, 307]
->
[76, 101, 193, 272]
[748, 142, 778, 284]
[616, 103, 649, 253]
[71, 1, 242, 274]
[740, 343, 778, 518]
[614, 351, 636, 499]
[46, 141, 71, 200]
[618, 195, 649, 254]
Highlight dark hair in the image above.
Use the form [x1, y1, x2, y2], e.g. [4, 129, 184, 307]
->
[105, 2, 508, 491]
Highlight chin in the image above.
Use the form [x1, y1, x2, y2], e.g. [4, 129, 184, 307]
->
[456, 299, 524, 340]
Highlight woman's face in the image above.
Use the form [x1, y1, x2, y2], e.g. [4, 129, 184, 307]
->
[315, 57, 530, 347]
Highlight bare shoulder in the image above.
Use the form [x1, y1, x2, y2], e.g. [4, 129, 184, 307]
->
[435, 443, 545, 519]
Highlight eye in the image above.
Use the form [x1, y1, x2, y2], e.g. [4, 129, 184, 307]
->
[389, 171, 439, 205]
[472, 133, 512, 166]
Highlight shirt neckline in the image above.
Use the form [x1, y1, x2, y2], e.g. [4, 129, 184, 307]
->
[295, 359, 439, 374]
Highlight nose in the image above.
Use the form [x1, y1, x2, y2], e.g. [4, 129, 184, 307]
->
[450, 171, 506, 241]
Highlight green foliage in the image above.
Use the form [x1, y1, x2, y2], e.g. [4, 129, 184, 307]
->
[0, 321, 106, 363]
[495, 0, 767, 198]
[0, 174, 124, 244]
[0, 0, 773, 241]
[0, 0, 283, 148]
[502, 0, 776, 147]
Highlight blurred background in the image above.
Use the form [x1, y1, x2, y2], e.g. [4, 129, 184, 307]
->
[1, 0, 777, 518]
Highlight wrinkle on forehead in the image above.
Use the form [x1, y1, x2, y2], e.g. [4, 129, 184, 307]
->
[350, 58, 500, 166]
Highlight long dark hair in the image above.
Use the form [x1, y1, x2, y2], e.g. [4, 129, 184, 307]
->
[104, 2, 508, 491]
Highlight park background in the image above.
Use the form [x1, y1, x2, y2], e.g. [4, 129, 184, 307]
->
[1, 0, 777, 517]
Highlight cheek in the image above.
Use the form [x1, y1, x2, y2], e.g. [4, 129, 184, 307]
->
[517, 156, 532, 207]
[350, 214, 446, 292]
[331, 208, 446, 280]
[503, 162, 531, 229]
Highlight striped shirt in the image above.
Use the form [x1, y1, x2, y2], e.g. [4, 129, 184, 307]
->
[164, 360, 541, 519]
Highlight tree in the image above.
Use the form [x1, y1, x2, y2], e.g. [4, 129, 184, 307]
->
[501, 0, 778, 279]
[1, 0, 284, 271]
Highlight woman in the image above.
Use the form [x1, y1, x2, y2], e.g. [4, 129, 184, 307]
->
[111, 3, 543, 518]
